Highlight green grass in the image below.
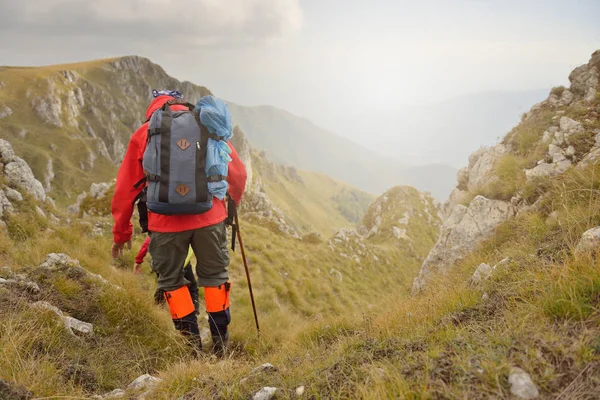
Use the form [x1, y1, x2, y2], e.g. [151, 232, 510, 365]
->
[251, 151, 375, 236]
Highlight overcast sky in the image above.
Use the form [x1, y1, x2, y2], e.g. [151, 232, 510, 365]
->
[0, 0, 599, 144]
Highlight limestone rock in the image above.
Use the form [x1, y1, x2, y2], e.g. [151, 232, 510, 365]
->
[444, 188, 469, 217]
[4, 159, 46, 201]
[569, 53, 599, 104]
[31, 95, 63, 127]
[525, 160, 571, 182]
[560, 89, 574, 105]
[4, 187, 23, 202]
[470, 263, 492, 285]
[392, 226, 411, 241]
[466, 144, 507, 192]
[0, 139, 16, 162]
[90, 182, 112, 199]
[0, 190, 13, 218]
[0, 276, 40, 294]
[253, 387, 278, 400]
[127, 374, 162, 390]
[578, 147, 600, 169]
[40, 253, 80, 269]
[509, 367, 539, 399]
[559, 116, 584, 139]
[239, 191, 299, 238]
[68, 191, 88, 215]
[0, 105, 12, 119]
[35, 206, 46, 219]
[413, 196, 514, 293]
[31, 301, 94, 336]
[251, 363, 278, 375]
[548, 144, 566, 163]
[576, 226, 600, 253]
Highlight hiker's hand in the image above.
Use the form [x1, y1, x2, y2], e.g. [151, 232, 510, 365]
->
[111, 240, 132, 259]
[134, 263, 142, 275]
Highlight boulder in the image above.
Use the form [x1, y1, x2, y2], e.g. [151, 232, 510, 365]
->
[253, 387, 278, 400]
[576, 226, 600, 253]
[0, 139, 16, 162]
[4, 159, 46, 201]
[509, 367, 539, 399]
[560, 89, 574, 105]
[127, 374, 162, 390]
[413, 196, 514, 293]
[525, 160, 571, 182]
[466, 144, 507, 192]
[470, 263, 492, 285]
[0, 190, 14, 218]
[31, 301, 94, 336]
[559, 117, 584, 139]
[568, 57, 599, 104]
[4, 187, 23, 202]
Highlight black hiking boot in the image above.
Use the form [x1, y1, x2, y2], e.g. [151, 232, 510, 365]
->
[211, 332, 229, 358]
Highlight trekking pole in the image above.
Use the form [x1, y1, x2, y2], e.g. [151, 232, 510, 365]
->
[234, 212, 260, 335]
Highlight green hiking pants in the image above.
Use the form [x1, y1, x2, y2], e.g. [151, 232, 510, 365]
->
[149, 222, 230, 292]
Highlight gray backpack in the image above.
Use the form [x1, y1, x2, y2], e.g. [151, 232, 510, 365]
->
[142, 99, 216, 215]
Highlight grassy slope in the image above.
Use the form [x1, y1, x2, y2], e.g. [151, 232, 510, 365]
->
[0, 181, 435, 397]
[252, 152, 375, 236]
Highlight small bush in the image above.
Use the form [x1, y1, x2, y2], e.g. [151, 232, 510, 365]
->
[550, 85, 566, 97]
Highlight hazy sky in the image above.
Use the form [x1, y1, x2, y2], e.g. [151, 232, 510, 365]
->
[0, 0, 599, 145]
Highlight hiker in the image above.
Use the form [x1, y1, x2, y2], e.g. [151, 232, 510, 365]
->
[134, 237, 200, 312]
[111, 89, 247, 355]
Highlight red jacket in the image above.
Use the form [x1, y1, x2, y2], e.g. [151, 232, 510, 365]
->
[135, 237, 151, 264]
[112, 96, 247, 244]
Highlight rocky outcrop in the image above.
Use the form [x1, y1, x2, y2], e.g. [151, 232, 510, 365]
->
[239, 191, 300, 238]
[568, 50, 600, 104]
[67, 181, 112, 215]
[413, 196, 515, 293]
[524, 116, 585, 181]
[361, 186, 441, 248]
[465, 144, 508, 192]
[0, 139, 46, 202]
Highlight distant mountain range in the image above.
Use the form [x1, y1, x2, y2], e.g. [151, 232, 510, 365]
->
[337, 89, 550, 168]
[228, 104, 458, 200]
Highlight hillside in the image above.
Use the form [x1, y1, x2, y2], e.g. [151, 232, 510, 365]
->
[0, 132, 441, 397]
